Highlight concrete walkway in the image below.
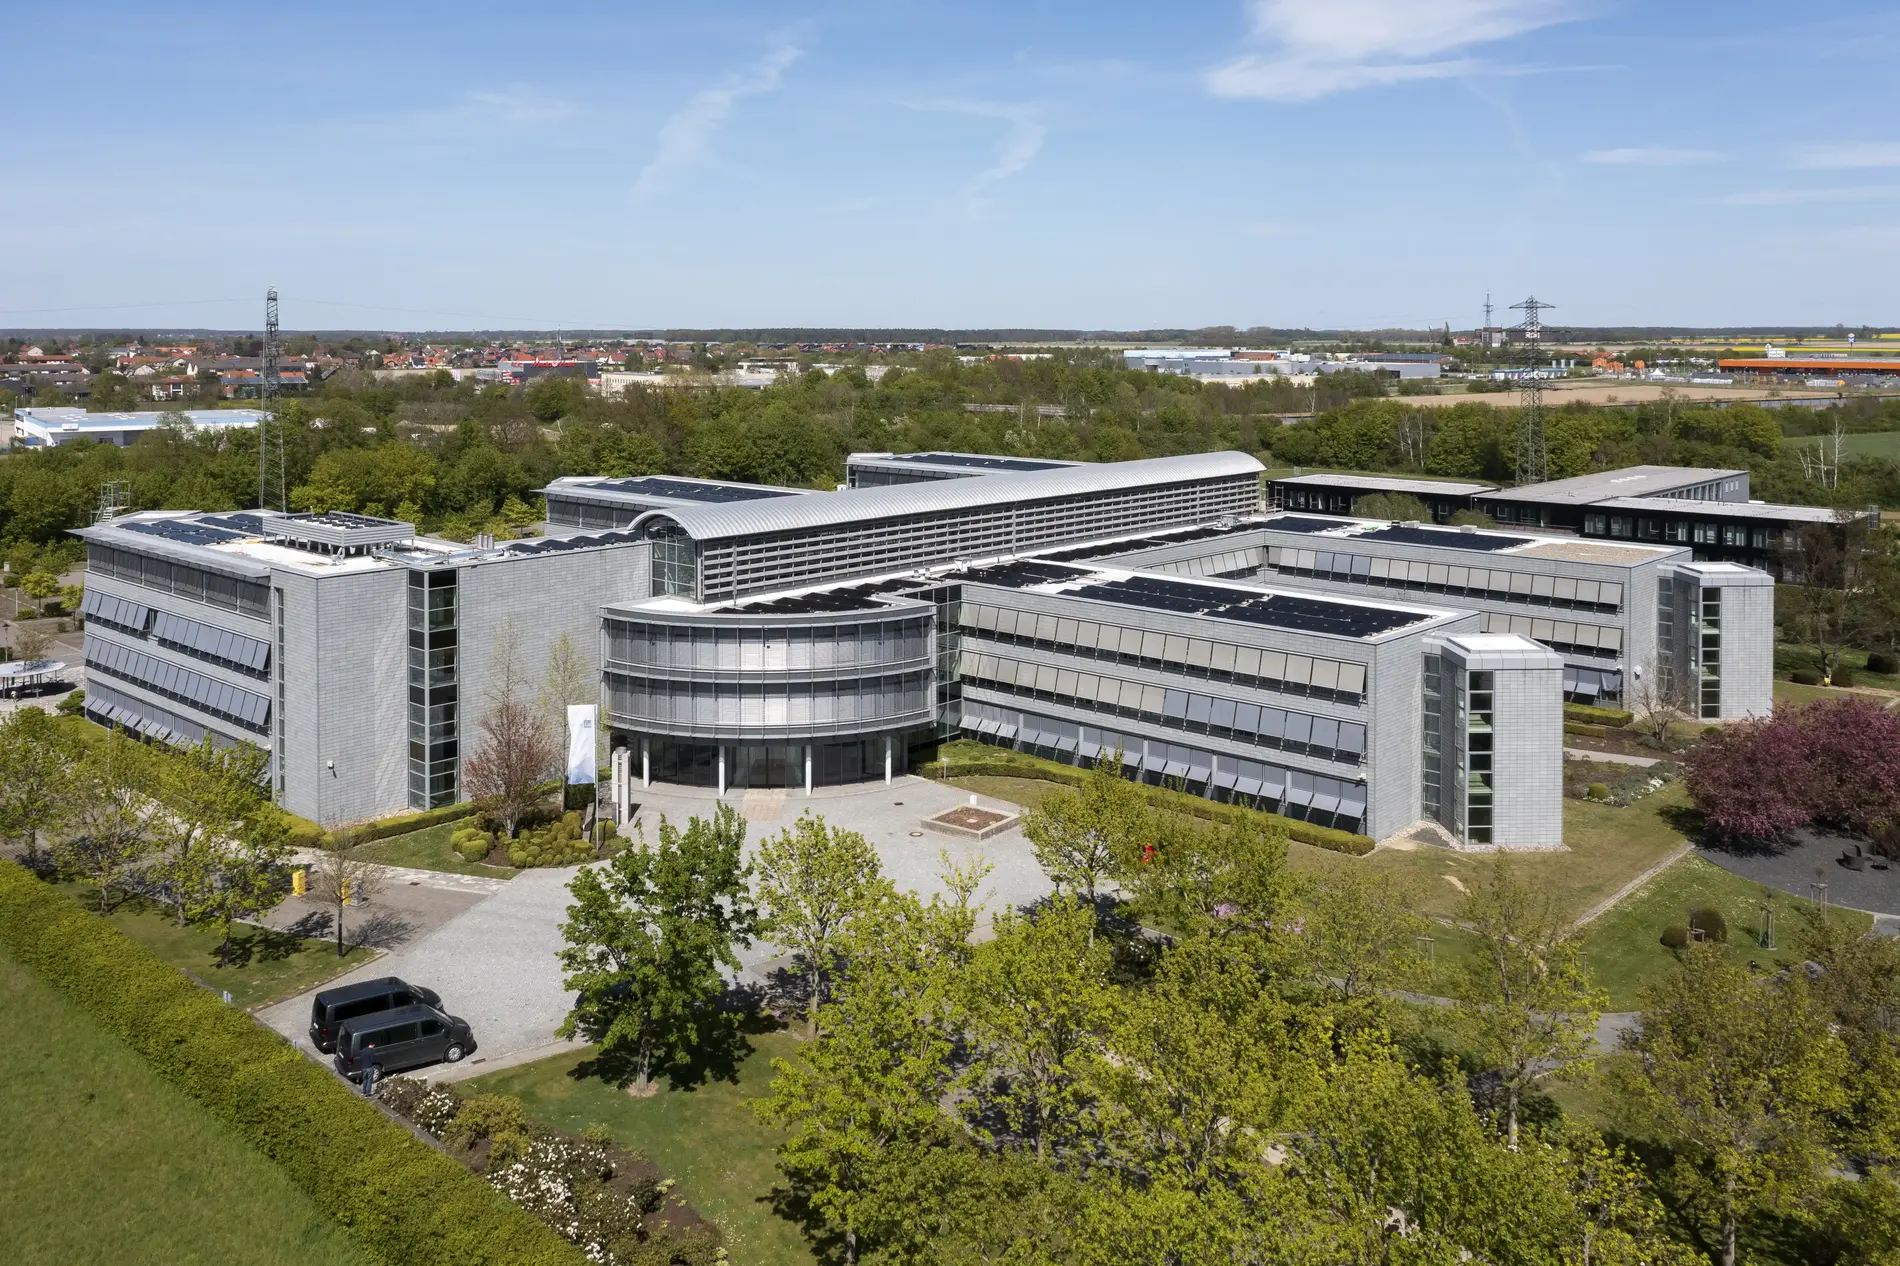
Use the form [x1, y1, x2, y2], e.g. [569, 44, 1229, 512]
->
[1565, 747, 1662, 768]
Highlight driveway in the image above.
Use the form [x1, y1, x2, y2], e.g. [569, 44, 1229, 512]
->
[259, 775, 1055, 1077]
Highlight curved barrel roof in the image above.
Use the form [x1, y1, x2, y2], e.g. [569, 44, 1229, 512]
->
[646, 451, 1265, 543]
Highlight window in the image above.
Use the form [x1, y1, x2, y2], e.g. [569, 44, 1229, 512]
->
[1464, 670, 1494, 847]
[1698, 587, 1722, 719]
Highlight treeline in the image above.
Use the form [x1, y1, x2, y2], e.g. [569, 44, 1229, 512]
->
[3, 353, 1898, 549]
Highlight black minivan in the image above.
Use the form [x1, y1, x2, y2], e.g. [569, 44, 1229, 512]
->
[333, 1004, 475, 1080]
[308, 977, 442, 1053]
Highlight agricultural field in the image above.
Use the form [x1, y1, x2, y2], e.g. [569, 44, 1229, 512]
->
[1784, 429, 1900, 459]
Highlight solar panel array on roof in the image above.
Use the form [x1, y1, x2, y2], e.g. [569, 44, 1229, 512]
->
[1355, 524, 1534, 552]
[1038, 523, 1253, 562]
[880, 453, 1069, 472]
[959, 560, 1089, 588]
[121, 518, 245, 547]
[585, 477, 799, 504]
[1262, 515, 1356, 534]
[199, 512, 269, 534]
[503, 528, 644, 556]
[1070, 574, 1431, 639]
[718, 576, 934, 615]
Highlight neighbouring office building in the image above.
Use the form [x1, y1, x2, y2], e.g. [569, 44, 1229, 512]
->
[1267, 464, 1872, 575]
[13, 406, 267, 449]
[79, 450, 1777, 850]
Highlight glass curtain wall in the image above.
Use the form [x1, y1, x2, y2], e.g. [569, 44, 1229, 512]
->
[407, 570, 459, 808]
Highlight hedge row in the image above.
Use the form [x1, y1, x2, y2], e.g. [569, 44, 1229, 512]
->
[354, 800, 483, 843]
[0, 862, 585, 1266]
[925, 749, 1375, 856]
[1563, 702, 1633, 728]
[1563, 722, 1614, 740]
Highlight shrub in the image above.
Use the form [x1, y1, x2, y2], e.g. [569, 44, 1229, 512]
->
[1660, 925, 1689, 950]
[1564, 702, 1633, 728]
[1831, 666, 1855, 688]
[0, 861, 584, 1266]
[357, 800, 482, 843]
[1868, 652, 1899, 677]
[1792, 669, 1822, 686]
[1587, 782, 1610, 801]
[451, 827, 496, 864]
[1564, 722, 1612, 740]
[1688, 907, 1728, 944]
[505, 811, 596, 868]
[446, 1094, 536, 1167]
[54, 688, 86, 716]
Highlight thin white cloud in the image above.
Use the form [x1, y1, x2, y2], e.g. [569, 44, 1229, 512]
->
[930, 101, 1046, 208]
[1792, 142, 1900, 170]
[1206, 0, 1577, 102]
[1582, 146, 1728, 167]
[1719, 185, 1900, 206]
[632, 45, 801, 200]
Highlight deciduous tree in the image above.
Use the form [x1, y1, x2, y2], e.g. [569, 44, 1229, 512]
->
[754, 810, 883, 1037]
[304, 823, 384, 959]
[1021, 754, 1147, 913]
[557, 804, 758, 1095]
[50, 730, 156, 912]
[0, 705, 72, 863]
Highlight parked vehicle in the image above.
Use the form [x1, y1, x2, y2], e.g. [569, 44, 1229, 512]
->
[308, 976, 442, 1054]
[332, 1004, 475, 1081]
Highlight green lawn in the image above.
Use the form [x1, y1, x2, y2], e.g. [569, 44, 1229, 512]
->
[78, 889, 375, 1010]
[0, 947, 372, 1266]
[1773, 642, 1900, 695]
[1784, 429, 1900, 459]
[349, 821, 514, 878]
[1580, 855, 1872, 1009]
[466, 1030, 818, 1266]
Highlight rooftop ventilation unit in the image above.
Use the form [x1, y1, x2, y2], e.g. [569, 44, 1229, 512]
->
[268, 511, 415, 555]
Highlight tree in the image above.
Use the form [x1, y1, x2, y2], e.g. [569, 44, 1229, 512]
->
[50, 731, 156, 912]
[1777, 514, 1892, 685]
[0, 706, 74, 863]
[1296, 863, 1430, 1015]
[754, 811, 884, 1037]
[538, 631, 591, 736]
[1122, 810, 1289, 935]
[756, 884, 972, 1265]
[959, 893, 1113, 1161]
[197, 808, 292, 967]
[465, 634, 559, 839]
[1453, 853, 1606, 1151]
[557, 804, 758, 1095]
[1021, 754, 1147, 913]
[11, 623, 54, 665]
[1352, 491, 1434, 522]
[1612, 945, 1850, 1266]
[304, 824, 384, 958]
[1629, 657, 1694, 750]
[146, 737, 277, 928]
[18, 570, 59, 601]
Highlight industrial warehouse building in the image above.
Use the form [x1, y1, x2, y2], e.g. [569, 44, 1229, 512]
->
[75, 450, 1775, 850]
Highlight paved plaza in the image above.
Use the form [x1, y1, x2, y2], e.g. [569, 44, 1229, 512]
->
[260, 774, 1053, 1075]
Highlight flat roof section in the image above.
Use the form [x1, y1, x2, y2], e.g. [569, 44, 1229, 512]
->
[120, 518, 248, 548]
[1484, 465, 1746, 506]
[1587, 496, 1849, 524]
[1355, 524, 1536, 553]
[1271, 472, 1496, 497]
[572, 476, 802, 504]
[862, 452, 1080, 473]
[1258, 514, 1360, 534]
[1067, 573, 1437, 639]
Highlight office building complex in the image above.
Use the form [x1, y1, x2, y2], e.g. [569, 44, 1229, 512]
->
[1268, 465, 1867, 575]
[77, 450, 1777, 850]
[13, 406, 267, 449]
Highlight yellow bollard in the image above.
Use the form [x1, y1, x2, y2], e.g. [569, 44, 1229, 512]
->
[291, 866, 306, 897]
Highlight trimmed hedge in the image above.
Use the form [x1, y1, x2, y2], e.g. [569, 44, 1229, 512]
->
[924, 747, 1375, 856]
[0, 862, 585, 1266]
[1563, 722, 1613, 740]
[354, 800, 484, 843]
[1563, 702, 1632, 728]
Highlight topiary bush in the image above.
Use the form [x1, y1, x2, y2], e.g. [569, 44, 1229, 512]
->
[451, 827, 496, 864]
[1831, 666, 1855, 688]
[1587, 782, 1610, 801]
[506, 811, 596, 869]
[1688, 907, 1729, 944]
[1792, 669, 1822, 686]
[1661, 925, 1689, 950]
[1868, 652, 1899, 677]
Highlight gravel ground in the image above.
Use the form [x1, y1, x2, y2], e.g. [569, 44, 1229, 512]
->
[1700, 826, 1900, 916]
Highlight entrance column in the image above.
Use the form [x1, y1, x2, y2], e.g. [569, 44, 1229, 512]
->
[717, 746, 727, 797]
[884, 735, 893, 785]
[640, 738, 650, 789]
[804, 744, 813, 795]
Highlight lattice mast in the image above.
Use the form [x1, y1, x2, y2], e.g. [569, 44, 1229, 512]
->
[1510, 295, 1554, 485]
[258, 288, 288, 512]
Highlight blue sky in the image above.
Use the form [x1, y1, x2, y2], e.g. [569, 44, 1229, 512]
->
[4, 0, 1899, 330]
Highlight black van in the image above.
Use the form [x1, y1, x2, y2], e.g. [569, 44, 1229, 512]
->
[333, 1004, 475, 1080]
[308, 977, 442, 1053]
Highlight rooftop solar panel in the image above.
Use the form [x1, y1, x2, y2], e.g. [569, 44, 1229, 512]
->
[584, 477, 798, 504]
[1355, 524, 1533, 552]
[959, 560, 1089, 588]
[879, 453, 1069, 472]
[1070, 574, 1429, 639]
[1262, 515, 1356, 534]
[121, 519, 245, 547]
[199, 512, 269, 534]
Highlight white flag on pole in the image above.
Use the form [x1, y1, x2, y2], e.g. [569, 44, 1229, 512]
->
[566, 704, 598, 784]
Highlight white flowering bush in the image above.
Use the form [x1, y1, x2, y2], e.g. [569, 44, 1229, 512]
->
[488, 1135, 655, 1263]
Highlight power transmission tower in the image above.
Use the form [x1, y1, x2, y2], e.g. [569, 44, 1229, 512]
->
[1510, 295, 1554, 485]
[258, 288, 288, 512]
[1482, 293, 1493, 341]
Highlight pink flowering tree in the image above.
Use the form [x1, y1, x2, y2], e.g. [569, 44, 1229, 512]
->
[1796, 698, 1900, 835]
[1681, 715, 1813, 842]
